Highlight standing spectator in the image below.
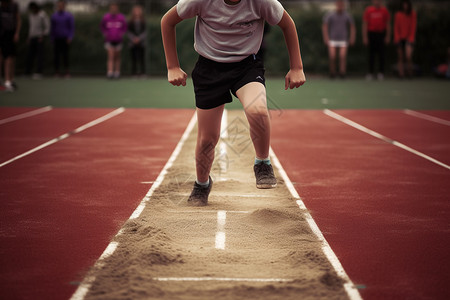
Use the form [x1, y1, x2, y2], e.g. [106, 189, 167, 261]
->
[362, 0, 391, 80]
[26, 2, 50, 79]
[127, 4, 146, 77]
[394, 0, 416, 79]
[101, 3, 127, 79]
[322, 0, 356, 79]
[51, 0, 74, 78]
[0, 0, 21, 92]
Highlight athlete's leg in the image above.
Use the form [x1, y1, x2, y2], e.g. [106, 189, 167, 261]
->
[114, 49, 121, 74]
[328, 46, 337, 77]
[195, 105, 224, 182]
[5, 57, 15, 82]
[339, 46, 348, 76]
[397, 44, 405, 77]
[405, 43, 414, 77]
[107, 47, 114, 75]
[236, 82, 270, 160]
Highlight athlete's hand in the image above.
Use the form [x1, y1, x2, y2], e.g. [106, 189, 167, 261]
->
[285, 69, 306, 90]
[168, 67, 187, 86]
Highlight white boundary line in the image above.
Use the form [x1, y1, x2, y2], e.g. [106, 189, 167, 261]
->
[69, 111, 198, 300]
[0, 108, 125, 168]
[215, 210, 226, 249]
[403, 109, 450, 126]
[0, 106, 53, 125]
[324, 109, 450, 171]
[129, 112, 197, 220]
[154, 277, 293, 282]
[269, 147, 363, 300]
[218, 109, 228, 177]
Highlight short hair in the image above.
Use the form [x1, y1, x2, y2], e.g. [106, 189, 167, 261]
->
[28, 1, 39, 11]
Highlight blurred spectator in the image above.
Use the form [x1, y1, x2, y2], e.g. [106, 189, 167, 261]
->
[101, 2, 127, 79]
[0, 0, 21, 92]
[322, 0, 355, 79]
[51, 0, 74, 78]
[363, 0, 390, 81]
[26, 1, 50, 79]
[434, 47, 450, 79]
[394, 0, 416, 78]
[127, 4, 146, 77]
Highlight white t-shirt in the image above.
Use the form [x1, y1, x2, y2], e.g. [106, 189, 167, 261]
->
[177, 0, 284, 63]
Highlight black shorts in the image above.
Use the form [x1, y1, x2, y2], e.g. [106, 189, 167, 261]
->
[0, 31, 17, 58]
[192, 54, 265, 110]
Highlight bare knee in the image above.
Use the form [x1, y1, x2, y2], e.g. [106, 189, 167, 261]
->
[197, 133, 220, 152]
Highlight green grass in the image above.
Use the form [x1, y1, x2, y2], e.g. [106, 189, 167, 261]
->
[1, 77, 449, 110]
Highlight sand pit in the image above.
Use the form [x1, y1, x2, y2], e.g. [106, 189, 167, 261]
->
[80, 110, 352, 300]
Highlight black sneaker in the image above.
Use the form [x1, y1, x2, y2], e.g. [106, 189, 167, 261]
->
[187, 176, 213, 206]
[254, 162, 277, 189]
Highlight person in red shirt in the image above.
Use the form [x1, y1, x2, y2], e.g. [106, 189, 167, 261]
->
[394, 0, 416, 78]
[362, 0, 391, 80]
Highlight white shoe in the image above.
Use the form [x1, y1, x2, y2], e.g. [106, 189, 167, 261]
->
[4, 81, 15, 92]
[377, 73, 384, 81]
[365, 73, 373, 81]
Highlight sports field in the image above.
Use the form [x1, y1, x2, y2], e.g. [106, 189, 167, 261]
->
[1, 77, 449, 300]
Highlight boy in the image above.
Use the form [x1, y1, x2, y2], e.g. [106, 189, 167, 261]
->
[322, 0, 355, 79]
[362, 0, 391, 81]
[51, 0, 74, 77]
[161, 0, 305, 206]
[0, 0, 21, 92]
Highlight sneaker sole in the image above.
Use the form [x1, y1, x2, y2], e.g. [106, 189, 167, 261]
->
[256, 182, 277, 189]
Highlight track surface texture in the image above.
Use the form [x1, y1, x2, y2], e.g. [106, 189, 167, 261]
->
[270, 109, 450, 300]
[0, 108, 193, 300]
[80, 110, 352, 300]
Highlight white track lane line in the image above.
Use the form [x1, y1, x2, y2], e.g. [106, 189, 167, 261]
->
[218, 109, 228, 178]
[215, 210, 227, 250]
[69, 111, 198, 300]
[0, 106, 53, 125]
[324, 109, 450, 171]
[0, 108, 125, 168]
[269, 147, 363, 300]
[403, 109, 450, 126]
[154, 277, 293, 282]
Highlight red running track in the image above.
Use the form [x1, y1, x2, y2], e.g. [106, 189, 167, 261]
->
[336, 110, 450, 166]
[0, 108, 194, 300]
[0, 107, 45, 119]
[0, 108, 114, 162]
[271, 110, 450, 300]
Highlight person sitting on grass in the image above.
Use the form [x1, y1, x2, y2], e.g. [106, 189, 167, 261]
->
[161, 0, 306, 206]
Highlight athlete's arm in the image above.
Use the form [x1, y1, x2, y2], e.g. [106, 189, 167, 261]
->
[322, 22, 329, 46]
[161, 5, 187, 86]
[14, 9, 21, 43]
[277, 10, 306, 90]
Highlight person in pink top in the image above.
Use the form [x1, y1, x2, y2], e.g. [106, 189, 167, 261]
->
[394, 0, 416, 78]
[101, 3, 127, 79]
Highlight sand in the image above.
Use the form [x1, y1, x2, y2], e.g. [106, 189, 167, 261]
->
[83, 110, 349, 300]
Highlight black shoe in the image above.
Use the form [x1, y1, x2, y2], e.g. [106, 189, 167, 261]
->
[254, 162, 277, 189]
[187, 176, 213, 206]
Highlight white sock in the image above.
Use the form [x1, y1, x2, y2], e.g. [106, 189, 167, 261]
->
[196, 179, 210, 187]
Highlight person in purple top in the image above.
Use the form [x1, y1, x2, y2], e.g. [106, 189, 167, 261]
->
[101, 3, 127, 79]
[51, 0, 74, 77]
